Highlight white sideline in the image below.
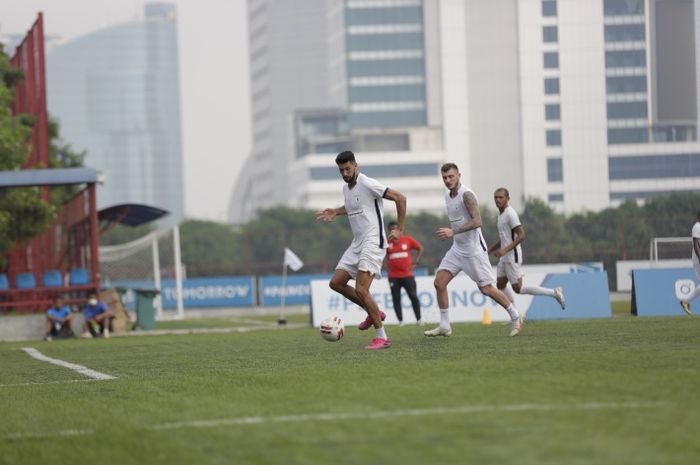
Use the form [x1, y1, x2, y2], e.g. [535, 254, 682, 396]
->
[0, 379, 107, 388]
[150, 400, 667, 431]
[5, 429, 95, 440]
[20, 347, 117, 381]
[3, 400, 668, 440]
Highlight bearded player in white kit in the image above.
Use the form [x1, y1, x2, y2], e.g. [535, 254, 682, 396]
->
[424, 163, 523, 338]
[489, 187, 565, 317]
[317, 151, 407, 350]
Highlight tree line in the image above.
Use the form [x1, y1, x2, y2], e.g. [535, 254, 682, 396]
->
[101, 193, 700, 288]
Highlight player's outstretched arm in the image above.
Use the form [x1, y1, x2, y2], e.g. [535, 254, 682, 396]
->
[316, 207, 347, 222]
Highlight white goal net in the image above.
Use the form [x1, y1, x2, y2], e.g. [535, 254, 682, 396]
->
[649, 237, 693, 265]
[99, 226, 185, 320]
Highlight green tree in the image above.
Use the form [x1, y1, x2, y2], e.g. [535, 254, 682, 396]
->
[179, 220, 246, 277]
[170, 194, 700, 282]
[0, 44, 55, 267]
[47, 117, 86, 205]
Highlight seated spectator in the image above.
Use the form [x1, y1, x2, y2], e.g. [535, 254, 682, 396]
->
[44, 296, 75, 341]
[81, 292, 114, 339]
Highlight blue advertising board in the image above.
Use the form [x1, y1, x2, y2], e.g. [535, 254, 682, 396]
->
[114, 276, 256, 309]
[258, 268, 429, 306]
[521, 271, 611, 320]
[632, 268, 697, 316]
[259, 273, 333, 306]
[311, 270, 612, 326]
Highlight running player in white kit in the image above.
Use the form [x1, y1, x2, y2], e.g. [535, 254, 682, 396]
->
[424, 163, 523, 338]
[316, 151, 407, 350]
[680, 210, 700, 315]
[489, 188, 565, 317]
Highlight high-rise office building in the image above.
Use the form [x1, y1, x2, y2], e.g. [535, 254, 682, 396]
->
[516, 0, 700, 210]
[232, 0, 700, 224]
[46, 3, 184, 223]
[231, 0, 445, 223]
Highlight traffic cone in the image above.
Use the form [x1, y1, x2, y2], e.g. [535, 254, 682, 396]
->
[482, 308, 492, 325]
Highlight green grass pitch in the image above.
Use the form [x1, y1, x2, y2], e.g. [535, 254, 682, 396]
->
[1, 316, 698, 465]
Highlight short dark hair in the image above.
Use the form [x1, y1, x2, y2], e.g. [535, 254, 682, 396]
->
[336, 151, 356, 165]
[388, 221, 399, 228]
[495, 187, 510, 197]
[441, 162, 459, 173]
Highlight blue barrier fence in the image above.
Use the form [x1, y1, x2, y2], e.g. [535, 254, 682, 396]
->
[632, 268, 697, 316]
[114, 276, 256, 309]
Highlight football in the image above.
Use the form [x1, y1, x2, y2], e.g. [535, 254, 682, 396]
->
[319, 316, 344, 342]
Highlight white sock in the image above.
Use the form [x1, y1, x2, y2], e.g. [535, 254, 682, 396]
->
[375, 327, 387, 340]
[685, 284, 700, 303]
[502, 285, 516, 303]
[439, 308, 451, 329]
[505, 303, 520, 320]
[520, 286, 556, 297]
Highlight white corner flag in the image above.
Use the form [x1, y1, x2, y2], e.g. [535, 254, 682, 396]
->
[284, 248, 304, 272]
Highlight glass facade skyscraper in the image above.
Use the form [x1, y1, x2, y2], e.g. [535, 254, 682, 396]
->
[46, 3, 184, 224]
[344, 0, 428, 128]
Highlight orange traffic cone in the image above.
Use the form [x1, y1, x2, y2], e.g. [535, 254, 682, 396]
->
[482, 308, 492, 325]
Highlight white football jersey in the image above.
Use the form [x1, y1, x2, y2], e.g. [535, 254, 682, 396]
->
[343, 173, 389, 250]
[445, 184, 488, 257]
[497, 205, 523, 263]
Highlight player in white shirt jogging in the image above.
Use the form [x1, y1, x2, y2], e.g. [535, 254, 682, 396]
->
[680, 210, 700, 315]
[424, 163, 523, 338]
[488, 188, 565, 317]
[316, 151, 407, 350]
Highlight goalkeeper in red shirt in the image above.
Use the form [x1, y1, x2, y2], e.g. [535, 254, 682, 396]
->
[386, 221, 425, 325]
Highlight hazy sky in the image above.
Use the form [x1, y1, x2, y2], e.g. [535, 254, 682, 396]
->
[0, 0, 251, 222]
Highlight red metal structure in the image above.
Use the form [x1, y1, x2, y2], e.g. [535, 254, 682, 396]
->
[0, 13, 100, 312]
[10, 12, 50, 171]
[0, 170, 101, 312]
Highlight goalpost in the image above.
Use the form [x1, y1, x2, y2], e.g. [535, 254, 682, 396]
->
[649, 237, 693, 265]
[99, 226, 185, 320]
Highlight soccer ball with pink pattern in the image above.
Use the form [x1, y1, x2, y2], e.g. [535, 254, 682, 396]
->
[319, 316, 344, 342]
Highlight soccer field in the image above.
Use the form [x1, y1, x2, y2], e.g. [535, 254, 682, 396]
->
[1, 317, 698, 465]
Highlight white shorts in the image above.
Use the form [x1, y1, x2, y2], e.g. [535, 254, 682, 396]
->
[496, 260, 524, 284]
[694, 256, 700, 280]
[437, 248, 495, 288]
[336, 244, 385, 279]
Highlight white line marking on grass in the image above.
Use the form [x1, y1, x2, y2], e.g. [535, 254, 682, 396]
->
[20, 347, 117, 380]
[149, 400, 669, 431]
[3, 401, 669, 441]
[5, 429, 95, 440]
[0, 378, 108, 388]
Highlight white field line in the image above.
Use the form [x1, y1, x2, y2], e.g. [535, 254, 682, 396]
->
[5, 429, 95, 440]
[0, 378, 108, 388]
[2, 400, 669, 441]
[227, 317, 278, 326]
[149, 400, 668, 431]
[20, 347, 117, 381]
